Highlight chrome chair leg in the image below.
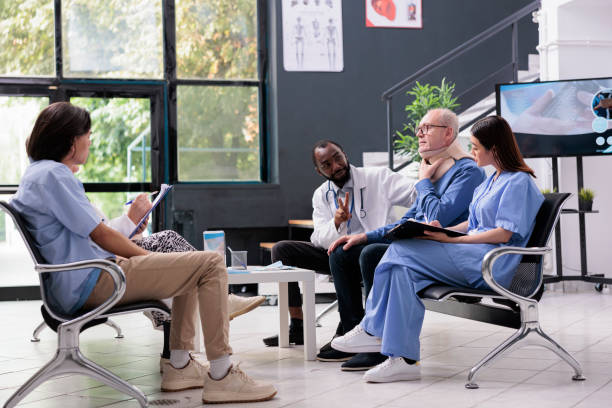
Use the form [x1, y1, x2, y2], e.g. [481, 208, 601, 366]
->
[4, 322, 147, 408]
[3, 348, 147, 408]
[30, 321, 47, 342]
[532, 325, 585, 381]
[315, 300, 338, 327]
[105, 319, 124, 339]
[466, 322, 584, 389]
[466, 323, 529, 389]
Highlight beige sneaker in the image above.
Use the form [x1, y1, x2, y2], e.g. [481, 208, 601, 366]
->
[160, 353, 209, 374]
[160, 357, 169, 373]
[161, 355, 208, 392]
[202, 363, 277, 404]
[228, 294, 266, 320]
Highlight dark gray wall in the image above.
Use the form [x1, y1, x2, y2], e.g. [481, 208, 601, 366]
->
[170, 0, 539, 258]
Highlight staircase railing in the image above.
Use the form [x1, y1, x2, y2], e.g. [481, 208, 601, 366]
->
[383, 0, 541, 171]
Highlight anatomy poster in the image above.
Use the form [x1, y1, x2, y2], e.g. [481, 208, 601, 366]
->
[282, 0, 344, 72]
[366, 0, 423, 29]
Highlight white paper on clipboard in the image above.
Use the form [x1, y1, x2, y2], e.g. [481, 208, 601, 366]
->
[128, 184, 173, 238]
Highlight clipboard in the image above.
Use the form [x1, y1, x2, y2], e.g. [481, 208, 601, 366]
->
[128, 184, 173, 238]
[383, 219, 466, 241]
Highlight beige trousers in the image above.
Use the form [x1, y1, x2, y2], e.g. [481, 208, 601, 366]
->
[84, 251, 232, 360]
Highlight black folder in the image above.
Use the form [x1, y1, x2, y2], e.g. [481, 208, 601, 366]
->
[383, 219, 466, 241]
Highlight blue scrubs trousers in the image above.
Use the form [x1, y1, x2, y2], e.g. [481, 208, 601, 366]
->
[360, 238, 514, 361]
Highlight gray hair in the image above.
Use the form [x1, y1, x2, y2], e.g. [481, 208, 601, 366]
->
[428, 108, 458, 140]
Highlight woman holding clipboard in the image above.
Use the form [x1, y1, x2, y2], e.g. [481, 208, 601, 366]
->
[11, 102, 276, 403]
[329, 115, 544, 383]
[74, 175, 264, 332]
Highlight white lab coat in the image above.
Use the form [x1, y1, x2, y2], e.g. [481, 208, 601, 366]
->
[310, 164, 416, 249]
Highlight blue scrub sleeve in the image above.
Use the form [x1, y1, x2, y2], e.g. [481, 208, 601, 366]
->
[33, 171, 101, 238]
[467, 178, 487, 231]
[366, 203, 418, 244]
[416, 166, 484, 227]
[494, 174, 537, 240]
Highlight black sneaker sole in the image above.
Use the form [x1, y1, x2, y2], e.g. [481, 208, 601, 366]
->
[316, 355, 353, 362]
[340, 365, 376, 371]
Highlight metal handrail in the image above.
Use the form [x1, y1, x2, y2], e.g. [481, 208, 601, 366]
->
[385, 0, 541, 171]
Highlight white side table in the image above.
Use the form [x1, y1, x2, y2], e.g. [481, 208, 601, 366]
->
[228, 267, 316, 361]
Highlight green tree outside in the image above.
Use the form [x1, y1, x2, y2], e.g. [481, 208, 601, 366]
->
[0, 0, 262, 187]
[0, 0, 54, 77]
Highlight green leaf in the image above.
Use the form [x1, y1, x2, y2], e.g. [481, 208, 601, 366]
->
[393, 77, 461, 160]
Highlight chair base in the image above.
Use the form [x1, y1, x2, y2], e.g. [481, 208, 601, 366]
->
[315, 300, 338, 327]
[465, 321, 584, 389]
[3, 347, 147, 408]
[31, 319, 124, 342]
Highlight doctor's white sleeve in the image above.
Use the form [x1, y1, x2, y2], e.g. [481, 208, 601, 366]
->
[310, 187, 344, 249]
[383, 168, 417, 207]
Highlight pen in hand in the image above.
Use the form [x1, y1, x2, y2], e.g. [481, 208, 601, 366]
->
[125, 191, 158, 206]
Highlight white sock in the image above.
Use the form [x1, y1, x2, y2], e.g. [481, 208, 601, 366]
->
[209, 355, 231, 380]
[170, 350, 190, 369]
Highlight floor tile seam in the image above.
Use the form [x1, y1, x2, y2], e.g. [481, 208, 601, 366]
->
[449, 346, 570, 361]
[272, 376, 365, 407]
[63, 390, 130, 403]
[568, 377, 612, 408]
[361, 377, 449, 408]
[467, 370, 537, 408]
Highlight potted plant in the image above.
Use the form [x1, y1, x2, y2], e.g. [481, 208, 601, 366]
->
[578, 188, 595, 211]
[394, 77, 460, 162]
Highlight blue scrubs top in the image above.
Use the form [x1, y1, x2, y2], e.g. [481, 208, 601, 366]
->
[379, 170, 544, 292]
[366, 158, 485, 243]
[11, 160, 114, 315]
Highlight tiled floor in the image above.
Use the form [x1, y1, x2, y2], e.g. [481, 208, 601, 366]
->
[1, 289, 612, 407]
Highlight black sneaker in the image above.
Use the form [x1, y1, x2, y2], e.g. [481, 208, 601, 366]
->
[316, 340, 355, 362]
[263, 318, 304, 347]
[341, 352, 388, 371]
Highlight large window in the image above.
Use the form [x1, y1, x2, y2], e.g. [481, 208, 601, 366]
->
[176, 0, 258, 80]
[0, 0, 266, 297]
[62, 0, 164, 78]
[175, 0, 262, 181]
[0, 1, 55, 77]
[0, 97, 49, 184]
[178, 86, 260, 181]
[71, 97, 152, 183]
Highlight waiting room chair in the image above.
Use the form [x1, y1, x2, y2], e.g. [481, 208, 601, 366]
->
[419, 193, 585, 388]
[31, 318, 124, 342]
[0, 201, 170, 408]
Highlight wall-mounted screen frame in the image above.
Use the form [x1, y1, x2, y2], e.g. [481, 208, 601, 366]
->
[496, 76, 612, 158]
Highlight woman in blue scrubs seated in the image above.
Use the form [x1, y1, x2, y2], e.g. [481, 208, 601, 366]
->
[330, 115, 544, 383]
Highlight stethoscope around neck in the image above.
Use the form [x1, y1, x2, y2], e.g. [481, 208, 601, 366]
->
[325, 181, 367, 219]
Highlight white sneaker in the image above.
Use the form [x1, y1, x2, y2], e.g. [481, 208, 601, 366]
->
[363, 357, 421, 383]
[331, 325, 382, 353]
[228, 294, 266, 321]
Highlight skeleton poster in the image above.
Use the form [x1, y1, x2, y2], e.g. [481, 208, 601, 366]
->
[282, 0, 344, 72]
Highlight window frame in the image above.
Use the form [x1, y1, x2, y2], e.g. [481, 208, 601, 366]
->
[0, 0, 268, 301]
[167, 0, 269, 183]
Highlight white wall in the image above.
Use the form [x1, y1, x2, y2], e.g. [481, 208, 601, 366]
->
[538, 0, 612, 279]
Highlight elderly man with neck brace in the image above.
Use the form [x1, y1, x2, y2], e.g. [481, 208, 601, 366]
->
[318, 108, 485, 368]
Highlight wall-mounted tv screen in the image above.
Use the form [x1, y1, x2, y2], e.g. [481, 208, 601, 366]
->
[496, 77, 612, 158]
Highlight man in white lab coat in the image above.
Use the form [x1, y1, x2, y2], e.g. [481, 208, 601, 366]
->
[262, 140, 417, 347]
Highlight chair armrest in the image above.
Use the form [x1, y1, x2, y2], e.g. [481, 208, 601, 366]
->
[36, 259, 126, 330]
[481, 245, 550, 308]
